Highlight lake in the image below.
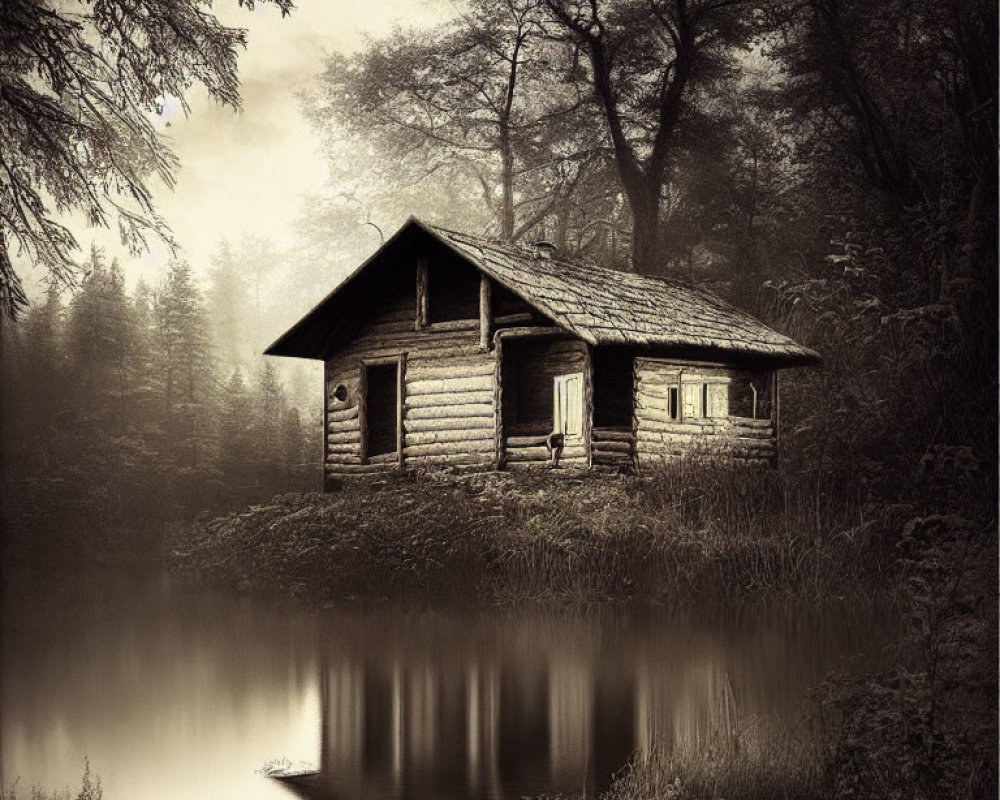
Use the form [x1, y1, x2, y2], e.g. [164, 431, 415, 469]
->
[1, 565, 893, 799]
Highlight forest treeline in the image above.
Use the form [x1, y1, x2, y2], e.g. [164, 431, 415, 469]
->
[0, 246, 321, 560]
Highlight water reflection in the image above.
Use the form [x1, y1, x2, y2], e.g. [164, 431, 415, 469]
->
[1, 568, 890, 800]
[278, 609, 887, 800]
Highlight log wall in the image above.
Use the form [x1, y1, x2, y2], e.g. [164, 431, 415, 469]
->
[321, 267, 780, 478]
[634, 358, 776, 467]
[324, 278, 497, 477]
[592, 427, 635, 469]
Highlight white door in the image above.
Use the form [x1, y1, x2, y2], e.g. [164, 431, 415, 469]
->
[553, 373, 583, 438]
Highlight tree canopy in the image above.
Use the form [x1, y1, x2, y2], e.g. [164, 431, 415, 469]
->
[0, 0, 293, 320]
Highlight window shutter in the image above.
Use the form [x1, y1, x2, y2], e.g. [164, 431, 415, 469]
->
[682, 383, 701, 419]
[707, 384, 728, 418]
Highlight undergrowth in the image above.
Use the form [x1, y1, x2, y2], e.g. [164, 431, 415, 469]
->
[171, 460, 894, 607]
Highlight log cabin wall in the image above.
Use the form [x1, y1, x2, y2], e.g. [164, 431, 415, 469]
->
[324, 261, 498, 477]
[500, 338, 589, 469]
[634, 358, 776, 466]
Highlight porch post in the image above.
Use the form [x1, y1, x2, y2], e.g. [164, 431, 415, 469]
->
[479, 275, 492, 350]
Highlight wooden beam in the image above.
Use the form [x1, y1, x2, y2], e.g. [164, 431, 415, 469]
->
[495, 326, 569, 341]
[416, 256, 429, 329]
[479, 275, 492, 350]
[583, 344, 594, 468]
[358, 364, 368, 463]
[494, 335, 505, 470]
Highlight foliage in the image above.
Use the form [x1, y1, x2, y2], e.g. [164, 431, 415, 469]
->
[810, 515, 997, 800]
[544, 0, 757, 273]
[0, 248, 321, 562]
[0, 0, 292, 319]
[599, 734, 824, 800]
[305, 0, 609, 246]
[172, 462, 891, 607]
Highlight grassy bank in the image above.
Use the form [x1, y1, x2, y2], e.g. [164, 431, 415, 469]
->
[171, 462, 896, 607]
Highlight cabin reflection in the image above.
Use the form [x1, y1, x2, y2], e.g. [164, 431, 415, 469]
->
[277, 643, 737, 800]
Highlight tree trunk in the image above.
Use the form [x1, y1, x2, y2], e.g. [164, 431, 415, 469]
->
[627, 182, 662, 275]
[499, 126, 515, 242]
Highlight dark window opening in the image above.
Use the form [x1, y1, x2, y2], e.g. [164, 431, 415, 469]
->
[669, 387, 678, 419]
[365, 362, 398, 458]
[593, 348, 633, 428]
[730, 372, 772, 419]
[428, 257, 480, 323]
[493, 282, 533, 319]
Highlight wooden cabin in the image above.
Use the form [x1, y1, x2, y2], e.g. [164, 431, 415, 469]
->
[265, 218, 820, 484]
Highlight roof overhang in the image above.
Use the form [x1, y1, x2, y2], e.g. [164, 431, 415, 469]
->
[265, 217, 821, 368]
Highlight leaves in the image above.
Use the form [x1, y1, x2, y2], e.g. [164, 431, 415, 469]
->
[0, 0, 292, 319]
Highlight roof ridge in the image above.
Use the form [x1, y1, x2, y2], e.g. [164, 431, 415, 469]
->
[424, 221, 702, 290]
[267, 217, 821, 365]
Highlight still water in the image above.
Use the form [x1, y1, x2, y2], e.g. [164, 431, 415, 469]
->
[2, 566, 892, 800]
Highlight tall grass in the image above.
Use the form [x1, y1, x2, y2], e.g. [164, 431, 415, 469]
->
[172, 460, 891, 607]
[1, 762, 101, 800]
[601, 733, 825, 800]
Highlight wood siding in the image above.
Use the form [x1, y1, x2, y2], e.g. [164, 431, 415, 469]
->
[592, 427, 635, 469]
[633, 358, 776, 466]
[322, 269, 779, 478]
[324, 278, 497, 477]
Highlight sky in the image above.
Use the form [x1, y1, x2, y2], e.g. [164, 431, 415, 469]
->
[24, 0, 453, 300]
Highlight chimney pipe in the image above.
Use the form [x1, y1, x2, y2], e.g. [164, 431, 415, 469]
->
[532, 240, 557, 260]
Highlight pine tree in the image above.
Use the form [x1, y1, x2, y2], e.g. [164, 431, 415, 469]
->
[65, 247, 142, 432]
[217, 368, 256, 502]
[207, 239, 250, 371]
[15, 282, 66, 434]
[280, 405, 306, 484]
[152, 260, 216, 470]
[129, 279, 158, 435]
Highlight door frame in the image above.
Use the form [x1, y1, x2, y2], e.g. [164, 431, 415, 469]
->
[359, 354, 406, 468]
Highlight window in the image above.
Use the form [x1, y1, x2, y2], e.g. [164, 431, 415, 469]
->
[669, 387, 679, 420]
[553, 373, 584, 438]
[682, 383, 703, 419]
[426, 259, 480, 324]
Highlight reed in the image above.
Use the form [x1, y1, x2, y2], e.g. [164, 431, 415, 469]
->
[600, 734, 825, 800]
[1, 761, 101, 800]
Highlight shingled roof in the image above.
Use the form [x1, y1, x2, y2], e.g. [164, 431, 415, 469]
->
[266, 217, 820, 366]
